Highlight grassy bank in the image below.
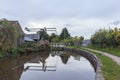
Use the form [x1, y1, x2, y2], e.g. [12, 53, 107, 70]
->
[0, 42, 61, 59]
[67, 46, 120, 80]
[88, 46, 120, 57]
[0, 47, 26, 59]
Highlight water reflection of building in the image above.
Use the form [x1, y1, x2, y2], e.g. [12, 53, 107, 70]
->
[24, 52, 57, 72]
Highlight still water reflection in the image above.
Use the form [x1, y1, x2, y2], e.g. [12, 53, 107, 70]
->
[0, 51, 95, 80]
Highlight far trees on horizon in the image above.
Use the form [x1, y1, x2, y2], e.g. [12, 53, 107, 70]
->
[47, 27, 84, 46]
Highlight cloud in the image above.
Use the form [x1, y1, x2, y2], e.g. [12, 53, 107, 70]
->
[1, 0, 120, 20]
[110, 21, 120, 26]
[0, 0, 120, 39]
[26, 18, 111, 39]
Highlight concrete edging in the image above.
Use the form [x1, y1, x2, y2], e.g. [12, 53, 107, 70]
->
[64, 48, 104, 80]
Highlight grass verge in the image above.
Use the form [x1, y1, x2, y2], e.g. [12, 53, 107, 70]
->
[88, 46, 120, 57]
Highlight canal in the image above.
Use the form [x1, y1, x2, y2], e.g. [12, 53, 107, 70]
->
[0, 51, 95, 80]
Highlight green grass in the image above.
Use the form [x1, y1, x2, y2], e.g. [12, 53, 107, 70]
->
[88, 46, 120, 57]
[79, 47, 120, 80]
[0, 52, 3, 58]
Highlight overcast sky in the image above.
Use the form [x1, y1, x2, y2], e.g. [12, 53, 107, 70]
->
[0, 0, 120, 39]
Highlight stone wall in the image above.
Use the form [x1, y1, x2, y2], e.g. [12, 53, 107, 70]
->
[64, 48, 104, 80]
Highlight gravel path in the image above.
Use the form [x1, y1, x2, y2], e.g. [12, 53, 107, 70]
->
[83, 47, 120, 66]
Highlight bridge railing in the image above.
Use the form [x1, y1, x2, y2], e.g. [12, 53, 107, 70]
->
[50, 43, 65, 48]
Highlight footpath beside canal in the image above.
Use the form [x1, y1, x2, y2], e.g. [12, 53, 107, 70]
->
[83, 47, 120, 66]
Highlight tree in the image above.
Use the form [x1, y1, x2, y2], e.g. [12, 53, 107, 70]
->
[91, 29, 108, 47]
[72, 36, 84, 46]
[0, 19, 22, 51]
[49, 33, 57, 42]
[79, 36, 84, 43]
[90, 27, 120, 47]
[60, 27, 71, 40]
[51, 35, 59, 42]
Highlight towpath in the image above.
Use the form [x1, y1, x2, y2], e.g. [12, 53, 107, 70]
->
[83, 47, 120, 66]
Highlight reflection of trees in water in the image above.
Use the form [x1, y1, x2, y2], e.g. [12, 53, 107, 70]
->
[60, 52, 81, 64]
[60, 52, 71, 64]
[0, 58, 24, 80]
[71, 52, 81, 61]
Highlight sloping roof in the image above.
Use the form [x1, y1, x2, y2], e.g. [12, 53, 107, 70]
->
[0, 19, 25, 46]
[0, 19, 24, 35]
[9, 20, 25, 35]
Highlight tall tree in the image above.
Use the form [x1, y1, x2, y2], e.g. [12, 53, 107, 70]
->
[60, 27, 70, 40]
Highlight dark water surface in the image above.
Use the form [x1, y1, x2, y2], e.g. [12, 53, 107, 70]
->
[0, 51, 95, 80]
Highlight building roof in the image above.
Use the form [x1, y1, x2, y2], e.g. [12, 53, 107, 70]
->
[0, 19, 24, 35]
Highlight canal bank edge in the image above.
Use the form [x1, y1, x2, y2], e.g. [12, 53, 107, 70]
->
[64, 48, 104, 80]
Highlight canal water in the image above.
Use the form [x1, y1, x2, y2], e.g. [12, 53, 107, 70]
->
[0, 51, 95, 80]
